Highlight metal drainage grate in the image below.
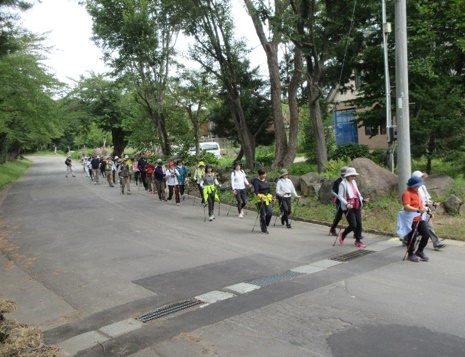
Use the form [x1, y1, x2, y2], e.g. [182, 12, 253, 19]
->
[330, 249, 375, 262]
[248, 270, 305, 287]
[137, 299, 202, 323]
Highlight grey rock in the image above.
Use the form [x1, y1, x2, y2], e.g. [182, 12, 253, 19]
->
[299, 172, 325, 198]
[443, 194, 462, 214]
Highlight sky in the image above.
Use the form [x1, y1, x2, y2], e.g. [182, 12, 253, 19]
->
[19, 0, 266, 86]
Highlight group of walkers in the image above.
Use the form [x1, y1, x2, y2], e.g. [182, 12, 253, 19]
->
[328, 166, 445, 261]
[72, 153, 444, 259]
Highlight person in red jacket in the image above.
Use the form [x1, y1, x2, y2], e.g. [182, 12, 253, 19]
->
[144, 160, 156, 193]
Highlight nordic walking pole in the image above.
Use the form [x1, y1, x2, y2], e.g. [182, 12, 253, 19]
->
[333, 209, 351, 246]
[273, 198, 284, 226]
[403, 220, 421, 261]
[289, 197, 300, 226]
[252, 203, 261, 232]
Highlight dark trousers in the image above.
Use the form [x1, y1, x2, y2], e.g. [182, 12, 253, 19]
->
[257, 202, 272, 232]
[235, 189, 247, 213]
[134, 171, 141, 184]
[279, 197, 292, 225]
[342, 208, 363, 241]
[331, 202, 344, 230]
[178, 184, 185, 197]
[207, 191, 216, 216]
[168, 185, 180, 203]
[198, 184, 204, 204]
[141, 172, 148, 189]
[407, 220, 430, 255]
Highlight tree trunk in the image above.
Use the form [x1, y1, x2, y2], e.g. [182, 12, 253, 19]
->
[282, 46, 303, 167]
[0, 133, 8, 164]
[308, 80, 327, 173]
[111, 127, 126, 158]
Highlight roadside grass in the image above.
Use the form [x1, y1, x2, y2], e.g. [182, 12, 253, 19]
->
[0, 159, 32, 191]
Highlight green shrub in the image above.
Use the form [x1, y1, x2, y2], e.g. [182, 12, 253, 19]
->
[329, 143, 370, 161]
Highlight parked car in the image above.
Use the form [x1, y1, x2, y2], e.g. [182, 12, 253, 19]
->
[188, 142, 222, 158]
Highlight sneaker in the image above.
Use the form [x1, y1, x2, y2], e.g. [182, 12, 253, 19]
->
[262, 229, 269, 234]
[176, 203, 180, 206]
[209, 216, 213, 221]
[281, 216, 285, 225]
[149, 190, 152, 193]
[433, 243, 446, 250]
[212, 215, 215, 220]
[408, 254, 419, 262]
[182, 194, 186, 200]
[239, 212, 244, 218]
[286, 223, 292, 229]
[338, 232, 345, 245]
[354, 241, 366, 248]
[415, 251, 429, 262]
[329, 228, 337, 236]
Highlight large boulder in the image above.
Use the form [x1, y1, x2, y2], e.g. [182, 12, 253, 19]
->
[443, 194, 462, 214]
[423, 173, 454, 198]
[299, 172, 325, 197]
[347, 158, 398, 199]
[318, 178, 337, 204]
[288, 175, 301, 191]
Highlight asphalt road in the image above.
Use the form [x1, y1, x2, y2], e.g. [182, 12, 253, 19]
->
[1, 156, 465, 357]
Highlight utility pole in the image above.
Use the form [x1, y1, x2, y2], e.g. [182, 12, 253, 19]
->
[382, 0, 395, 173]
[395, 0, 411, 195]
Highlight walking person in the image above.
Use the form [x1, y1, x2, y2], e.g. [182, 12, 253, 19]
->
[329, 167, 349, 236]
[337, 167, 370, 248]
[276, 169, 300, 228]
[119, 158, 131, 195]
[112, 156, 118, 184]
[253, 167, 274, 234]
[133, 157, 140, 186]
[104, 157, 115, 187]
[231, 161, 250, 219]
[200, 164, 220, 221]
[401, 176, 431, 262]
[144, 159, 156, 193]
[154, 159, 167, 201]
[138, 152, 148, 190]
[166, 161, 181, 205]
[176, 158, 189, 200]
[65, 156, 76, 178]
[193, 161, 206, 204]
[90, 156, 101, 184]
[411, 171, 446, 249]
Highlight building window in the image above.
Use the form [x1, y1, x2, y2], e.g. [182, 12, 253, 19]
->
[380, 125, 386, 135]
[365, 126, 378, 136]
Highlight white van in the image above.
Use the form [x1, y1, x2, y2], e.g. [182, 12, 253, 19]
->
[188, 142, 221, 158]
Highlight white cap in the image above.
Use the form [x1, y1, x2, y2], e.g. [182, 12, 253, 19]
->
[412, 170, 427, 178]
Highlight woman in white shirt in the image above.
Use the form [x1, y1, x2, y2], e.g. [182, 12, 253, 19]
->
[230, 162, 250, 218]
[276, 169, 300, 228]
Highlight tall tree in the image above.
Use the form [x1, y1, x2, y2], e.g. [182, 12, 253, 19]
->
[281, 0, 376, 172]
[63, 74, 132, 157]
[243, 0, 303, 169]
[177, 0, 258, 169]
[86, 0, 180, 155]
[356, 0, 465, 173]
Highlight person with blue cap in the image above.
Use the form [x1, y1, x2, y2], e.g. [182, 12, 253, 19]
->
[401, 176, 431, 262]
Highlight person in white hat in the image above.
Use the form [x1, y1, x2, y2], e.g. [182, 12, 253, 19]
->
[276, 169, 300, 228]
[337, 167, 370, 248]
[411, 171, 445, 249]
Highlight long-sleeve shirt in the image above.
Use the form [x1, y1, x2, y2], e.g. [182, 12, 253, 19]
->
[231, 169, 249, 190]
[165, 168, 180, 186]
[253, 178, 271, 196]
[276, 178, 298, 198]
[154, 165, 166, 181]
[338, 179, 364, 210]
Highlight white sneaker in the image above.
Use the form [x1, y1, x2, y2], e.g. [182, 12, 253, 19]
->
[212, 215, 215, 220]
[176, 203, 180, 206]
[209, 216, 213, 221]
[239, 212, 243, 218]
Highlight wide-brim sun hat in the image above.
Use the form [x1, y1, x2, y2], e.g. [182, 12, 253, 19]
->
[344, 167, 359, 176]
[279, 169, 289, 178]
[407, 176, 424, 188]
